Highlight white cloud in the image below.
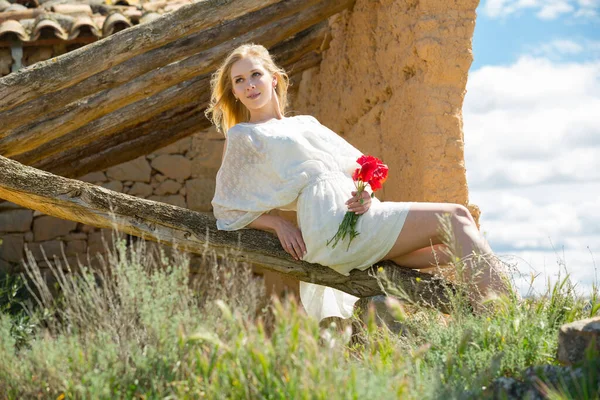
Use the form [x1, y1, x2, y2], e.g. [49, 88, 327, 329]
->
[530, 38, 600, 60]
[481, 0, 599, 20]
[537, 1, 574, 19]
[464, 56, 600, 189]
[464, 54, 600, 296]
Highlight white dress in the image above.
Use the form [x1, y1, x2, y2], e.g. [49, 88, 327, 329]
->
[212, 115, 412, 321]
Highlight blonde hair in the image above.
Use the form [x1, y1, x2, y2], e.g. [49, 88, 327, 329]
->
[206, 44, 290, 135]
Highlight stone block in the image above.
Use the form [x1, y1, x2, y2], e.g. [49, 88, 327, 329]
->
[155, 174, 167, 183]
[79, 223, 95, 233]
[148, 195, 187, 208]
[558, 316, 600, 365]
[190, 139, 224, 176]
[26, 241, 63, 261]
[0, 234, 24, 263]
[151, 155, 191, 182]
[66, 240, 87, 256]
[0, 201, 24, 211]
[106, 156, 151, 182]
[185, 178, 216, 212]
[33, 216, 78, 241]
[128, 182, 153, 198]
[78, 171, 107, 183]
[24, 232, 33, 242]
[153, 136, 192, 155]
[88, 230, 114, 256]
[65, 232, 87, 241]
[0, 209, 33, 232]
[155, 179, 181, 195]
[101, 180, 124, 193]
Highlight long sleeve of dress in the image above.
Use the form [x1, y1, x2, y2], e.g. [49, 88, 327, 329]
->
[211, 124, 309, 231]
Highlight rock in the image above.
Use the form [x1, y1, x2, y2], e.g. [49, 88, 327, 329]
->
[33, 216, 78, 242]
[88, 230, 114, 256]
[65, 240, 87, 256]
[185, 178, 215, 212]
[25, 241, 63, 261]
[101, 180, 124, 193]
[78, 171, 107, 183]
[0, 234, 24, 263]
[179, 187, 186, 196]
[0, 209, 33, 232]
[487, 364, 589, 400]
[65, 232, 87, 241]
[124, 181, 133, 187]
[148, 195, 187, 208]
[151, 155, 191, 182]
[558, 316, 600, 365]
[106, 156, 152, 183]
[155, 179, 181, 195]
[128, 182, 153, 198]
[0, 201, 24, 211]
[79, 224, 95, 233]
[154, 174, 167, 183]
[153, 136, 192, 155]
[24, 232, 33, 242]
[190, 139, 224, 176]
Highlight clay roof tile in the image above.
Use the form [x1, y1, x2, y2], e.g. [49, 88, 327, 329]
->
[51, 4, 93, 16]
[0, 19, 28, 41]
[30, 16, 68, 40]
[68, 14, 100, 39]
[102, 11, 130, 36]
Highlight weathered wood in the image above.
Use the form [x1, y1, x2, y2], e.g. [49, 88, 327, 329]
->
[15, 22, 330, 170]
[0, 155, 453, 311]
[41, 104, 210, 178]
[0, 0, 283, 112]
[0, 0, 327, 134]
[0, 0, 351, 158]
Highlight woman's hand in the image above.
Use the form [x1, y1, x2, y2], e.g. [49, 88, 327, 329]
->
[345, 190, 371, 215]
[274, 218, 306, 261]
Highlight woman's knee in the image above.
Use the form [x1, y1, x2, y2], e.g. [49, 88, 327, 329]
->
[448, 204, 476, 226]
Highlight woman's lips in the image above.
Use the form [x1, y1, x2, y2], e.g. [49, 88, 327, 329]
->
[247, 92, 261, 99]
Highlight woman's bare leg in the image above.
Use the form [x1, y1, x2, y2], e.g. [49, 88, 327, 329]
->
[389, 244, 451, 269]
[383, 203, 511, 303]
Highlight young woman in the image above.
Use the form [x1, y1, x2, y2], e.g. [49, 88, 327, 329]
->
[208, 44, 512, 321]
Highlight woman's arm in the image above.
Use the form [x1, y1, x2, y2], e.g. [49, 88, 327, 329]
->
[247, 214, 306, 261]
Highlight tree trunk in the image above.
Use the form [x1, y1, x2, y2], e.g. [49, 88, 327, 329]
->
[0, 0, 282, 112]
[0, 155, 453, 311]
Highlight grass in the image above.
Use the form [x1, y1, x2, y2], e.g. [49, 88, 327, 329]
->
[0, 225, 598, 399]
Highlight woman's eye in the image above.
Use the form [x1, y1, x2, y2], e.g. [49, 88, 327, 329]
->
[235, 78, 243, 83]
[252, 72, 261, 77]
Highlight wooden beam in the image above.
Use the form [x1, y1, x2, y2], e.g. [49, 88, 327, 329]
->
[0, 0, 283, 112]
[0, 155, 453, 310]
[40, 103, 210, 178]
[0, 1, 349, 158]
[0, 0, 329, 134]
[14, 21, 330, 169]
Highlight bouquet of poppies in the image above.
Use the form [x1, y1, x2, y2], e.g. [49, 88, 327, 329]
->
[327, 155, 389, 250]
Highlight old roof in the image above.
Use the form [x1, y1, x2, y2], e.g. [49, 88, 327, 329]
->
[0, 0, 191, 44]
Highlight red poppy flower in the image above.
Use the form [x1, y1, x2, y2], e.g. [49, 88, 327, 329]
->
[328, 155, 390, 250]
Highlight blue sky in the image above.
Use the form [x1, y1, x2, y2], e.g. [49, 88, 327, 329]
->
[464, 0, 600, 296]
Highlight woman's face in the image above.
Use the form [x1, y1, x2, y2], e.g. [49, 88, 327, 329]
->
[230, 56, 277, 115]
